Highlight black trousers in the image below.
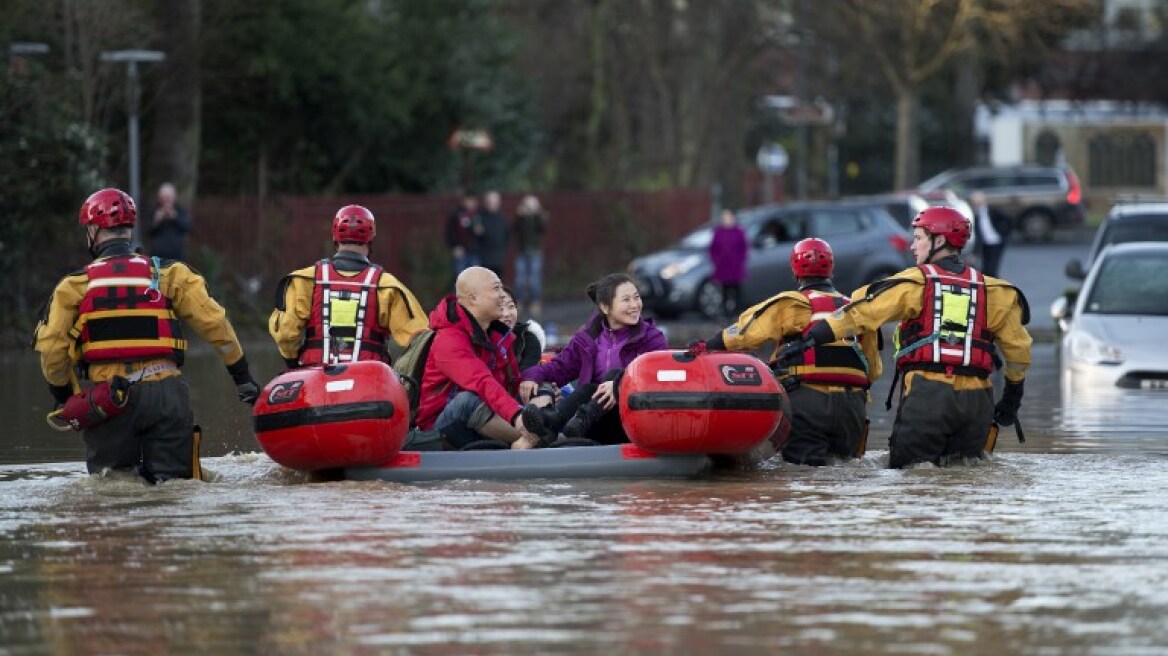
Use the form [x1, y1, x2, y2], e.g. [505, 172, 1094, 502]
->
[84, 375, 195, 482]
[888, 375, 994, 468]
[721, 283, 741, 317]
[555, 369, 628, 444]
[782, 385, 867, 466]
[979, 243, 1006, 277]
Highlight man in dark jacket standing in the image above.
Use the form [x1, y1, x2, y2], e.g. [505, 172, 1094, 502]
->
[146, 182, 192, 261]
[477, 190, 510, 279]
[444, 191, 481, 280]
[414, 266, 534, 449]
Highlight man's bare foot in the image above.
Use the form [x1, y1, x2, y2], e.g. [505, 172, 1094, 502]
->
[511, 434, 540, 450]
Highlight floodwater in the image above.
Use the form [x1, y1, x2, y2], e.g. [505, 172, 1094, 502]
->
[3, 341, 1168, 655]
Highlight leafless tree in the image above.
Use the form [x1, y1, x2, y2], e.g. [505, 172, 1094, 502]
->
[508, 0, 773, 196]
[147, 0, 201, 204]
[828, 0, 1095, 188]
[59, 0, 154, 132]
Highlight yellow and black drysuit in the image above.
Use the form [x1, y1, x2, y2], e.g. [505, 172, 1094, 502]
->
[269, 252, 428, 368]
[34, 240, 253, 481]
[710, 281, 883, 465]
[789, 257, 1032, 468]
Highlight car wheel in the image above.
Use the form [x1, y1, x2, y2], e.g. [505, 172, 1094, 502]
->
[1018, 210, 1054, 243]
[696, 280, 725, 319]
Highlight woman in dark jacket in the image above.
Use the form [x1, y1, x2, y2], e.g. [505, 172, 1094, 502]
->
[519, 273, 668, 446]
[500, 287, 546, 372]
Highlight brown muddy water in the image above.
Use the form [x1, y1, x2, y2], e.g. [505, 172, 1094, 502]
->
[2, 342, 1167, 655]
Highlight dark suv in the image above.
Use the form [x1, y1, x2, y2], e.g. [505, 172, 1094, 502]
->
[916, 165, 1084, 242]
[628, 200, 913, 319]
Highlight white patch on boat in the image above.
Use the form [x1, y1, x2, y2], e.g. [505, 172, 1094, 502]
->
[656, 370, 687, 382]
[325, 380, 355, 392]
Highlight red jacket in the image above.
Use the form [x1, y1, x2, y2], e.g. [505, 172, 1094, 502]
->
[415, 296, 522, 430]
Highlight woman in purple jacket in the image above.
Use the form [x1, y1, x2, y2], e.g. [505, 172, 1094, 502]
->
[518, 273, 668, 446]
[709, 209, 749, 317]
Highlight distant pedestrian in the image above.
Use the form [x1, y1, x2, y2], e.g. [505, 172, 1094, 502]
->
[445, 191, 481, 281]
[709, 209, 749, 317]
[969, 190, 1012, 277]
[513, 194, 548, 316]
[146, 182, 192, 261]
[477, 190, 510, 279]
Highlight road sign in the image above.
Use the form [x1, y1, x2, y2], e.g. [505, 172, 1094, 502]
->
[756, 143, 789, 175]
[778, 98, 835, 126]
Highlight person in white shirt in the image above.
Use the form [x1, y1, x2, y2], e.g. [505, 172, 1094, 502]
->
[969, 190, 1012, 277]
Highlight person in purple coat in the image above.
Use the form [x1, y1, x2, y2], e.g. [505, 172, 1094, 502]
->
[517, 273, 668, 447]
[709, 208, 749, 317]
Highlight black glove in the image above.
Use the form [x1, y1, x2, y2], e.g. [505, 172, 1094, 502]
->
[227, 356, 261, 406]
[49, 383, 73, 405]
[774, 335, 814, 368]
[994, 380, 1024, 426]
[706, 332, 727, 351]
[236, 380, 260, 405]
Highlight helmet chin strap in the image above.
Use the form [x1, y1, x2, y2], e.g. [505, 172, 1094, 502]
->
[85, 226, 100, 256]
[925, 234, 948, 264]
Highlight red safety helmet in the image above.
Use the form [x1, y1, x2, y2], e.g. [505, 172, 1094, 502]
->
[911, 206, 970, 250]
[332, 205, 376, 244]
[79, 188, 137, 229]
[790, 238, 834, 277]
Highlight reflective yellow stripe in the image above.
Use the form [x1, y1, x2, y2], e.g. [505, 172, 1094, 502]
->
[86, 277, 153, 288]
[790, 365, 868, 379]
[79, 337, 188, 353]
[78, 308, 177, 321]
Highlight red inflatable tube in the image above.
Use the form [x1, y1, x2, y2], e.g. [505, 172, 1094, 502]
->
[619, 350, 789, 455]
[253, 361, 408, 471]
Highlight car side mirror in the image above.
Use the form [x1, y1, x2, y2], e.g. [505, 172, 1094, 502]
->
[1065, 259, 1086, 280]
[1050, 295, 1068, 322]
[1051, 289, 1078, 333]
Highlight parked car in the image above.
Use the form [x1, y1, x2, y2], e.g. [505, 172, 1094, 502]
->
[915, 164, 1084, 242]
[851, 190, 976, 255]
[1051, 242, 1168, 389]
[1065, 200, 1168, 280]
[628, 200, 913, 319]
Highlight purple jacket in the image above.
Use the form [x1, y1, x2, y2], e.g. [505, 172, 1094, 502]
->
[521, 313, 668, 386]
[709, 225, 748, 284]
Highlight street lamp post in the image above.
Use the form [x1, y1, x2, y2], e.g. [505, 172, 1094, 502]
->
[7, 41, 50, 76]
[100, 49, 165, 245]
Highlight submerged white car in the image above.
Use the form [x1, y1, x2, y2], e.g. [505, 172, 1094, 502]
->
[1052, 242, 1168, 390]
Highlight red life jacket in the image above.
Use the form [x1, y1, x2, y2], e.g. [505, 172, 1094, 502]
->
[894, 263, 995, 377]
[786, 290, 870, 388]
[74, 255, 186, 363]
[300, 259, 389, 366]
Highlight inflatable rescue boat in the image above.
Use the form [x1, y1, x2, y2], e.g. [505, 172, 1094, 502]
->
[253, 351, 790, 481]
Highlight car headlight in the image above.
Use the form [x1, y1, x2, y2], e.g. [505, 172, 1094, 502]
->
[660, 254, 703, 280]
[1068, 330, 1124, 365]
